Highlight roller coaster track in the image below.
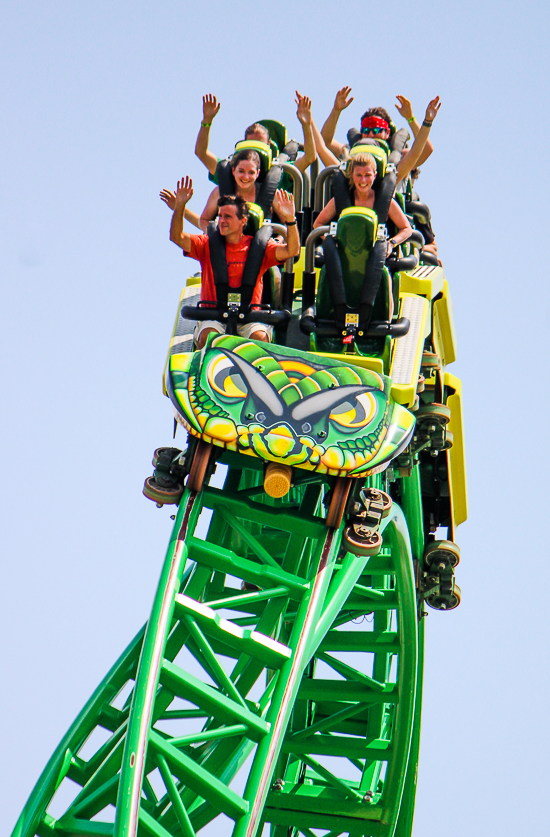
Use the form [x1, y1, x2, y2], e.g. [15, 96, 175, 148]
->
[12, 461, 425, 837]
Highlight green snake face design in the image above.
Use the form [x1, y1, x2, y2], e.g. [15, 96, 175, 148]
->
[167, 335, 414, 477]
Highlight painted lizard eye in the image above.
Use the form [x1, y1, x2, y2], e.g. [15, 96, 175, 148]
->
[207, 355, 248, 399]
[329, 392, 378, 429]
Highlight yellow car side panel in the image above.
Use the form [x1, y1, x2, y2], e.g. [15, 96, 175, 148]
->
[399, 264, 445, 300]
[445, 372, 468, 527]
[432, 279, 457, 367]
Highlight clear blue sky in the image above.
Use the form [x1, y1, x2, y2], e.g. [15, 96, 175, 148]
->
[2, 1, 549, 833]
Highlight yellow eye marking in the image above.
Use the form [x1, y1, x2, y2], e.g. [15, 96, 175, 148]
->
[208, 355, 247, 399]
[330, 392, 378, 428]
[280, 360, 316, 377]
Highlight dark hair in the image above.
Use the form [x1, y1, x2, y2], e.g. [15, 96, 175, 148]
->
[231, 148, 261, 171]
[360, 107, 392, 126]
[244, 122, 270, 142]
[217, 194, 250, 221]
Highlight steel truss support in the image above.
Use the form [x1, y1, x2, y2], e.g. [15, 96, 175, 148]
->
[12, 461, 421, 837]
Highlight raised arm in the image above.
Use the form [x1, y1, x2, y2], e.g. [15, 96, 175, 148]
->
[294, 92, 317, 174]
[273, 191, 300, 261]
[194, 94, 221, 176]
[395, 94, 439, 168]
[311, 118, 340, 167]
[199, 186, 221, 232]
[160, 189, 202, 229]
[395, 96, 441, 184]
[169, 177, 194, 252]
[321, 86, 354, 159]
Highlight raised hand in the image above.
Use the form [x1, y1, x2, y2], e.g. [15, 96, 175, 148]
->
[160, 189, 176, 210]
[274, 190, 296, 224]
[334, 86, 354, 112]
[425, 96, 441, 122]
[202, 94, 220, 123]
[175, 177, 193, 206]
[395, 95, 414, 122]
[295, 91, 312, 125]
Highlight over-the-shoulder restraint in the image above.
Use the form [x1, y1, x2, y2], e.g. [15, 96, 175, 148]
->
[206, 222, 273, 310]
[322, 235, 387, 333]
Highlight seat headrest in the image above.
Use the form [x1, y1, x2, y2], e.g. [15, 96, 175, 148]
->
[244, 202, 265, 236]
[233, 140, 273, 179]
[349, 142, 387, 178]
[337, 207, 378, 248]
[257, 119, 287, 158]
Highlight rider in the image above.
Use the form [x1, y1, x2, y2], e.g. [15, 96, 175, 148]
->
[313, 152, 412, 256]
[195, 93, 316, 178]
[160, 148, 277, 231]
[320, 87, 440, 186]
[199, 147, 279, 229]
[161, 96, 316, 229]
[169, 178, 300, 348]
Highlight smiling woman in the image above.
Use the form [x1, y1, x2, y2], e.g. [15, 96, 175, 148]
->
[200, 149, 263, 230]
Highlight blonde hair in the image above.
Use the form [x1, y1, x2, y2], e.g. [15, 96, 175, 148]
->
[345, 153, 378, 189]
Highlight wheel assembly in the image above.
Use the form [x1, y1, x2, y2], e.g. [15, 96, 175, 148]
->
[424, 539, 461, 567]
[142, 475, 183, 506]
[343, 525, 383, 556]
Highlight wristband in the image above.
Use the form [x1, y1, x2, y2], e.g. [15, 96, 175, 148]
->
[389, 238, 397, 247]
[201, 121, 212, 127]
[286, 219, 297, 226]
[407, 116, 416, 124]
[422, 119, 433, 127]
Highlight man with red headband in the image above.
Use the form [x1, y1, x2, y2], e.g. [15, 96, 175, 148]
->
[320, 88, 440, 185]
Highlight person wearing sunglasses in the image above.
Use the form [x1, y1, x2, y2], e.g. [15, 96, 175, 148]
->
[320, 88, 440, 186]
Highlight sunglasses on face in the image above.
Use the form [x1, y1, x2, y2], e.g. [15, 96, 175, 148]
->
[362, 126, 385, 135]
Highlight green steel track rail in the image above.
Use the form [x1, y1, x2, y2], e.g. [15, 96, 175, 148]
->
[12, 461, 423, 837]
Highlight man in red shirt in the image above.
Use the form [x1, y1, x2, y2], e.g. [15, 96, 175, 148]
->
[170, 177, 300, 348]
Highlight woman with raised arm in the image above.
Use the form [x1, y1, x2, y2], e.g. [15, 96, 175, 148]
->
[161, 95, 316, 230]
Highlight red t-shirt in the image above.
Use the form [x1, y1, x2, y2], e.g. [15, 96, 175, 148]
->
[185, 234, 283, 306]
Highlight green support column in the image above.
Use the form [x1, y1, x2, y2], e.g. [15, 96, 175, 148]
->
[12, 463, 422, 837]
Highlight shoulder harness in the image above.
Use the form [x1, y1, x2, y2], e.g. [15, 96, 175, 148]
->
[322, 235, 388, 334]
[206, 222, 273, 310]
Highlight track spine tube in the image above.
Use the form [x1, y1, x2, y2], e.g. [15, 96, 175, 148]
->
[114, 489, 200, 837]
[393, 465, 425, 835]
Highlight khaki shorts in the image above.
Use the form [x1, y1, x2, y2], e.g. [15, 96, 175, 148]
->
[193, 320, 273, 343]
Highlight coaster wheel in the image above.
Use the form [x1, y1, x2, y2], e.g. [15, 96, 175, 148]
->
[426, 580, 461, 611]
[364, 487, 393, 518]
[420, 350, 441, 373]
[152, 446, 182, 468]
[416, 402, 451, 426]
[187, 439, 214, 493]
[424, 539, 461, 567]
[142, 476, 183, 506]
[343, 526, 383, 556]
